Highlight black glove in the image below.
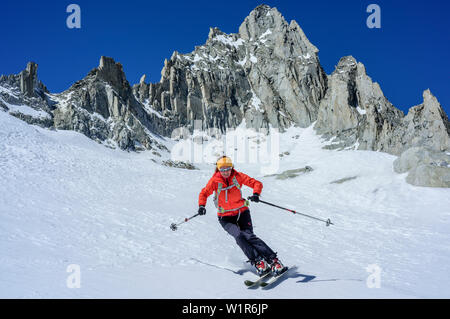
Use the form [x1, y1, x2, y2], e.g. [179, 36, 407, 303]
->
[198, 206, 206, 215]
[248, 193, 260, 202]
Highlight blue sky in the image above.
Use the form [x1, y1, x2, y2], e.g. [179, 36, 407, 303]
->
[1, 0, 449, 115]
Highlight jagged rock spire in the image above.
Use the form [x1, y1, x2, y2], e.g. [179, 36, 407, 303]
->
[96, 56, 130, 95]
[402, 89, 450, 152]
[20, 62, 38, 97]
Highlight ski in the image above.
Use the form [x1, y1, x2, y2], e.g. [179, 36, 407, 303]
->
[260, 266, 290, 289]
[244, 271, 272, 288]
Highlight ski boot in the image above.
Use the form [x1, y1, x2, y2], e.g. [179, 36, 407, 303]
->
[270, 258, 287, 276]
[252, 258, 270, 277]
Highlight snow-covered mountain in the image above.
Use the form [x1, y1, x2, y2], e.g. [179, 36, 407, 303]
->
[1, 4, 449, 187]
[1, 3, 450, 299]
[1, 110, 449, 298]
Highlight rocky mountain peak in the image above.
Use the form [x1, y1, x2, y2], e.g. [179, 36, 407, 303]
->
[288, 20, 319, 55]
[335, 56, 357, 73]
[48, 55, 172, 152]
[96, 56, 129, 93]
[238, 5, 320, 65]
[332, 56, 365, 83]
[407, 89, 448, 124]
[207, 27, 226, 41]
[139, 74, 147, 85]
[20, 62, 38, 95]
[422, 89, 448, 122]
[402, 89, 450, 150]
[18, 62, 49, 98]
[238, 5, 286, 41]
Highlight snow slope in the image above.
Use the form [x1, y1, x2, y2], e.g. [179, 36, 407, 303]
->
[1, 110, 449, 298]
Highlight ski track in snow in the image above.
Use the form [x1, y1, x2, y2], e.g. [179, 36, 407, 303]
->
[0, 111, 449, 298]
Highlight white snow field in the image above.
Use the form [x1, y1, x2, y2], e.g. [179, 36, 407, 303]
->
[1, 110, 449, 298]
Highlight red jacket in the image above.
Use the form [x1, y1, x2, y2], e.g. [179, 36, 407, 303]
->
[199, 169, 263, 217]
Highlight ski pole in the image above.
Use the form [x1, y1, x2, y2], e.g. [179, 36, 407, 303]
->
[250, 197, 334, 227]
[170, 213, 201, 231]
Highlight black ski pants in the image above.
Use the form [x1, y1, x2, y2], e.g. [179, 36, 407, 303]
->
[218, 210, 276, 263]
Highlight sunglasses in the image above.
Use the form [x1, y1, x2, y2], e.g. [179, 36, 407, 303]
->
[219, 166, 233, 172]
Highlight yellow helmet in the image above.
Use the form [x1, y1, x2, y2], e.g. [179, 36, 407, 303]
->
[216, 156, 233, 170]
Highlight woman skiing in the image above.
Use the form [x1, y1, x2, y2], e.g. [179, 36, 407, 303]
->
[198, 156, 286, 276]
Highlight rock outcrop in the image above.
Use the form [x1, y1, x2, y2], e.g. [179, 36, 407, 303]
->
[400, 90, 450, 153]
[264, 166, 313, 179]
[53, 56, 170, 151]
[0, 62, 49, 99]
[0, 62, 53, 127]
[132, 4, 327, 134]
[315, 56, 449, 156]
[394, 147, 450, 187]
